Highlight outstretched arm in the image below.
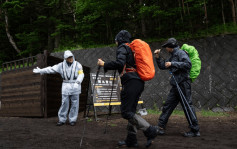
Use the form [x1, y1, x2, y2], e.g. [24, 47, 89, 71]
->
[33, 63, 61, 75]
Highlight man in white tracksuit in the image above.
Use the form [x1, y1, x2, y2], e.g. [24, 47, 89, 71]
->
[33, 50, 84, 126]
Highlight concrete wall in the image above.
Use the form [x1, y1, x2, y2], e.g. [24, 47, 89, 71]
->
[1, 34, 237, 112]
[51, 34, 237, 111]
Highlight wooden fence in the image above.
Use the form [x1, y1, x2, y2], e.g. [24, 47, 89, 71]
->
[0, 51, 90, 117]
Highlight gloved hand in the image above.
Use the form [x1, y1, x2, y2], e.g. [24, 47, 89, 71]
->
[154, 49, 161, 58]
[33, 67, 43, 75]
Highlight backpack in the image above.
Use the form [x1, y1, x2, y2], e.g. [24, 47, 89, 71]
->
[181, 44, 201, 82]
[124, 39, 155, 81]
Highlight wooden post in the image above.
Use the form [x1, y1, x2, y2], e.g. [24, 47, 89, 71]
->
[14, 61, 16, 69]
[27, 58, 29, 67]
[36, 51, 48, 117]
[43, 50, 48, 118]
[2, 64, 4, 72]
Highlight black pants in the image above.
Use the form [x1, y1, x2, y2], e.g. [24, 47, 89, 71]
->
[120, 79, 151, 143]
[120, 79, 144, 119]
[158, 80, 199, 132]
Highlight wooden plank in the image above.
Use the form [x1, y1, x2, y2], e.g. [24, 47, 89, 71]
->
[0, 102, 42, 117]
[1, 70, 38, 80]
[2, 73, 40, 82]
[2, 77, 41, 86]
[1, 100, 41, 107]
[1, 85, 41, 94]
[1, 90, 41, 99]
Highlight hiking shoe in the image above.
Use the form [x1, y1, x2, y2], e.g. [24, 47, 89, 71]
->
[145, 139, 154, 148]
[157, 126, 165, 135]
[70, 122, 76, 126]
[118, 140, 138, 148]
[183, 131, 201, 137]
[144, 126, 159, 148]
[56, 122, 65, 126]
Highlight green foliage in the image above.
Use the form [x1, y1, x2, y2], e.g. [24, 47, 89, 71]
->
[87, 118, 93, 122]
[172, 110, 185, 116]
[147, 109, 161, 115]
[147, 102, 161, 114]
[201, 110, 229, 117]
[147, 108, 230, 117]
[0, 0, 237, 64]
[54, 44, 83, 53]
[15, 32, 41, 56]
[109, 124, 117, 127]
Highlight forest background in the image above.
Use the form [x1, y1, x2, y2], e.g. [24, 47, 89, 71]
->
[0, 0, 237, 65]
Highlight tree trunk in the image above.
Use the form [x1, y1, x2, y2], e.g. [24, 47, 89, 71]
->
[4, 6, 21, 54]
[48, 28, 54, 51]
[54, 33, 60, 49]
[0, 7, 2, 20]
[187, 2, 193, 33]
[178, 0, 184, 24]
[106, 14, 109, 44]
[204, 0, 208, 23]
[221, 0, 226, 25]
[235, 0, 237, 19]
[203, 0, 209, 33]
[182, 0, 186, 15]
[229, 0, 236, 24]
[139, 0, 147, 38]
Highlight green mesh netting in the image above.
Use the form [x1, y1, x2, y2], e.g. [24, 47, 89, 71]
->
[181, 44, 201, 82]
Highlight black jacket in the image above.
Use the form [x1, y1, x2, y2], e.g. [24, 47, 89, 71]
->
[156, 47, 191, 86]
[104, 44, 141, 85]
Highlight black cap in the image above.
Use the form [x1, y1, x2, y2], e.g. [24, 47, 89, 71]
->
[162, 38, 178, 48]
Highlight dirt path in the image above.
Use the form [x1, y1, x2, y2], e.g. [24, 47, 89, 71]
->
[0, 112, 237, 149]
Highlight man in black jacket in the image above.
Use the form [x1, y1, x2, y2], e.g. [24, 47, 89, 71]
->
[98, 30, 158, 147]
[154, 38, 200, 137]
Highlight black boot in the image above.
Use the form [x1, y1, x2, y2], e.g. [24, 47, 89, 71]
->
[118, 140, 138, 148]
[56, 122, 65, 126]
[143, 126, 159, 148]
[157, 126, 165, 135]
[118, 134, 138, 147]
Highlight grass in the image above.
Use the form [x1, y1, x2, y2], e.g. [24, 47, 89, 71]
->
[147, 109, 162, 115]
[54, 44, 83, 52]
[0, 62, 37, 73]
[200, 110, 229, 117]
[147, 109, 184, 116]
[109, 124, 117, 127]
[53, 43, 116, 53]
[87, 118, 93, 122]
[147, 109, 230, 117]
[51, 23, 237, 53]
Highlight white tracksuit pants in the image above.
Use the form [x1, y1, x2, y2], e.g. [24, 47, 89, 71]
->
[58, 94, 80, 123]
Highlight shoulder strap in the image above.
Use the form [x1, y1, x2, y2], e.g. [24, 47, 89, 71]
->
[63, 62, 68, 80]
[70, 61, 77, 81]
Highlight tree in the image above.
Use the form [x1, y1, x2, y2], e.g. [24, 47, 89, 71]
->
[3, 0, 21, 54]
[229, 0, 236, 24]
